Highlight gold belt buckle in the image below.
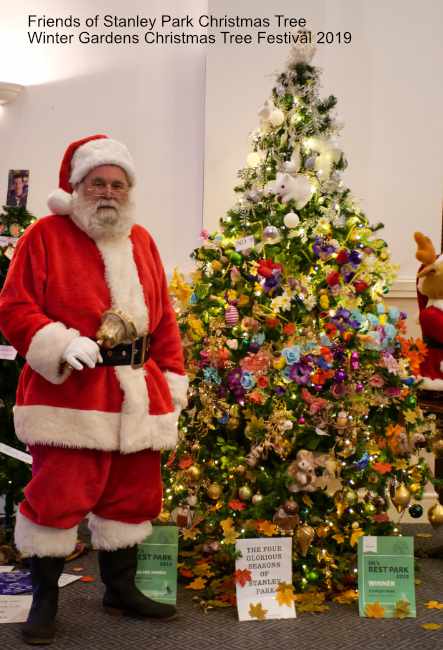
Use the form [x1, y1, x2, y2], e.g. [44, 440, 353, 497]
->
[131, 335, 148, 369]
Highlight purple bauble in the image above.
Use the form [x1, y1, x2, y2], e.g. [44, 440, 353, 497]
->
[335, 369, 347, 382]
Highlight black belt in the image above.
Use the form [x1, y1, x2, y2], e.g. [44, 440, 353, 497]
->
[97, 335, 150, 369]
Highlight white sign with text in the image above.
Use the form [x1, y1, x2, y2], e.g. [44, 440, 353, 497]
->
[235, 537, 296, 621]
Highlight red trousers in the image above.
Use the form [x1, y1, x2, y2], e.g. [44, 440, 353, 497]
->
[20, 445, 163, 529]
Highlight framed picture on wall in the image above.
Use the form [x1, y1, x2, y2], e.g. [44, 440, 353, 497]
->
[6, 169, 29, 208]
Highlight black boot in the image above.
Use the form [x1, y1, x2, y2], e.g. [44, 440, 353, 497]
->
[98, 546, 177, 619]
[22, 556, 65, 645]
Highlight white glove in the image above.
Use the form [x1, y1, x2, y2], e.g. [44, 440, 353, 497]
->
[62, 337, 103, 370]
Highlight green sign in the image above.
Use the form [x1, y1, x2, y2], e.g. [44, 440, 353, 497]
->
[358, 536, 416, 618]
[135, 525, 178, 605]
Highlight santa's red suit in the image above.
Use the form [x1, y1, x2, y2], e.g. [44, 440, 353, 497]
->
[0, 135, 188, 558]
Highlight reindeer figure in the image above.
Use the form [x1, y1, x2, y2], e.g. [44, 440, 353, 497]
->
[415, 231, 443, 389]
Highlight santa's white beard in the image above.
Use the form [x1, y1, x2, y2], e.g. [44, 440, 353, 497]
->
[70, 191, 134, 240]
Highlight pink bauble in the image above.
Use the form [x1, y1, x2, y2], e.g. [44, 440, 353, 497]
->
[225, 305, 239, 326]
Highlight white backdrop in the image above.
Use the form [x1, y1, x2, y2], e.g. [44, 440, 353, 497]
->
[204, 0, 443, 281]
[0, 0, 206, 273]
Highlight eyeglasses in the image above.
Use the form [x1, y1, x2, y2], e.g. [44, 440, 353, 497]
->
[83, 178, 129, 195]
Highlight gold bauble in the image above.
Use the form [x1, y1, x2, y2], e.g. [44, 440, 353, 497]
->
[207, 483, 222, 500]
[428, 503, 443, 528]
[186, 464, 201, 481]
[296, 524, 315, 557]
[238, 485, 252, 501]
[252, 493, 263, 504]
[409, 482, 421, 495]
[391, 483, 411, 513]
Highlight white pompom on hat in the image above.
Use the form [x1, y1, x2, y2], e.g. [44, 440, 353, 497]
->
[47, 134, 135, 215]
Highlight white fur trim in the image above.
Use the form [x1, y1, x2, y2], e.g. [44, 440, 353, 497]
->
[115, 366, 179, 452]
[15, 511, 77, 558]
[418, 376, 443, 391]
[70, 139, 135, 187]
[164, 371, 189, 409]
[47, 188, 73, 215]
[26, 322, 79, 384]
[417, 277, 424, 294]
[427, 298, 443, 312]
[14, 403, 179, 452]
[96, 236, 148, 336]
[88, 514, 151, 550]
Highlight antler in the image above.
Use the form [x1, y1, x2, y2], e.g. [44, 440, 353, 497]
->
[414, 231, 436, 265]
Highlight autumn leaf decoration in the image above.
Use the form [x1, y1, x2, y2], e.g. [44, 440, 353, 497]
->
[350, 527, 364, 547]
[294, 590, 329, 613]
[181, 528, 200, 541]
[234, 569, 252, 588]
[372, 462, 393, 475]
[220, 517, 239, 544]
[194, 562, 215, 578]
[275, 582, 296, 607]
[185, 577, 207, 590]
[256, 520, 278, 537]
[249, 602, 268, 620]
[365, 601, 385, 618]
[421, 623, 442, 631]
[425, 600, 443, 609]
[332, 589, 358, 605]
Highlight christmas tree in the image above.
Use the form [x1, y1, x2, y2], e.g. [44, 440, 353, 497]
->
[165, 44, 435, 605]
[0, 205, 34, 534]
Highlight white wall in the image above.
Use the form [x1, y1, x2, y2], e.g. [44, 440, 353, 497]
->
[204, 0, 443, 282]
[2, 1, 442, 277]
[0, 0, 207, 273]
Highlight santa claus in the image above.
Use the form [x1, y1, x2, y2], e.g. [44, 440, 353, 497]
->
[0, 135, 188, 644]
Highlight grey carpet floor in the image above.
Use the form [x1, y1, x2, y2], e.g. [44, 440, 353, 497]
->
[2, 525, 443, 649]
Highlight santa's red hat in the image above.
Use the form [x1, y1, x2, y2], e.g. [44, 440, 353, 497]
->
[47, 134, 135, 215]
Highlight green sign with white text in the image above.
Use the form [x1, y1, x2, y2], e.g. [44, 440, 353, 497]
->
[135, 525, 178, 605]
[358, 536, 416, 618]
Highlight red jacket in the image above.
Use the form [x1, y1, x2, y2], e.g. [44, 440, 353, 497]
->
[0, 215, 188, 453]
